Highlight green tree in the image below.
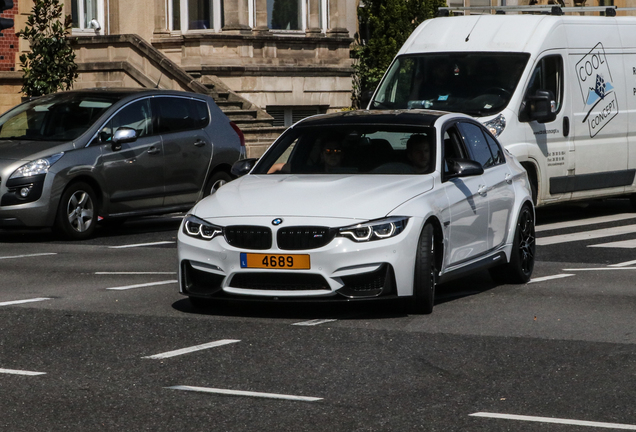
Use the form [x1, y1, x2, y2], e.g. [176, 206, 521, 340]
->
[18, 0, 78, 97]
[352, 0, 446, 107]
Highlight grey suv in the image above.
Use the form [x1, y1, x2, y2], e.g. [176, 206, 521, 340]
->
[0, 88, 245, 239]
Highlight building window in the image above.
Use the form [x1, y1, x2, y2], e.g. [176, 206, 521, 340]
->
[71, 0, 104, 33]
[170, 0, 223, 32]
[267, 0, 306, 31]
[267, 106, 326, 127]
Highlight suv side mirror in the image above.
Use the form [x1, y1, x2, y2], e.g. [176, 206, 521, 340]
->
[111, 127, 138, 151]
[446, 158, 484, 179]
[527, 90, 557, 123]
[231, 158, 258, 177]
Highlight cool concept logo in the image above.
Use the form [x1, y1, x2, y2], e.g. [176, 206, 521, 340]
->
[272, 218, 283, 226]
[576, 42, 618, 137]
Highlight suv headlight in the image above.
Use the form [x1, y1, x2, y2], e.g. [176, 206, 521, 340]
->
[9, 152, 64, 179]
[483, 114, 506, 137]
[338, 216, 409, 242]
[183, 214, 223, 240]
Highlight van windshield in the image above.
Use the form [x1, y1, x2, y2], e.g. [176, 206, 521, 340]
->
[370, 53, 530, 116]
[0, 93, 117, 141]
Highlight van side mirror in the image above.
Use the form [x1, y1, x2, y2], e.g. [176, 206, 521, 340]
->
[446, 158, 484, 179]
[111, 127, 137, 151]
[527, 90, 557, 123]
[231, 158, 258, 177]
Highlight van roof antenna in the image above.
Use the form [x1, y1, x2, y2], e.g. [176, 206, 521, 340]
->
[465, 14, 483, 42]
[155, 73, 163, 89]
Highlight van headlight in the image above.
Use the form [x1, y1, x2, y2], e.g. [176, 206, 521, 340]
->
[183, 214, 223, 240]
[483, 114, 506, 137]
[9, 152, 64, 179]
[338, 217, 409, 242]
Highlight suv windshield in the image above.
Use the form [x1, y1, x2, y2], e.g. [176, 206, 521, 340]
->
[253, 124, 436, 175]
[0, 93, 117, 141]
[371, 53, 530, 116]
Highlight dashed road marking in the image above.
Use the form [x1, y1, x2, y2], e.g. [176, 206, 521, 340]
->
[143, 340, 240, 359]
[537, 224, 636, 246]
[167, 385, 323, 402]
[0, 253, 56, 260]
[469, 412, 636, 430]
[96, 272, 176, 275]
[609, 259, 636, 267]
[562, 267, 636, 271]
[292, 319, 337, 326]
[106, 280, 178, 290]
[108, 241, 175, 249]
[0, 298, 52, 307]
[528, 274, 575, 283]
[0, 368, 46, 376]
[589, 239, 636, 249]
[536, 213, 636, 232]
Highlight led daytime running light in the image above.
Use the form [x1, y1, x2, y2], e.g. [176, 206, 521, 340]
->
[183, 215, 223, 240]
[338, 217, 408, 242]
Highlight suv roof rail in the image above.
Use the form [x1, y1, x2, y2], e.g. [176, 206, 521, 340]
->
[438, 5, 621, 16]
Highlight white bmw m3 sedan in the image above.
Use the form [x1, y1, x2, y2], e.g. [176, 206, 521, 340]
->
[177, 110, 535, 314]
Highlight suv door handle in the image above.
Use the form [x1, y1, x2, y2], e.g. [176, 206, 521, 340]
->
[147, 147, 161, 155]
[194, 139, 206, 147]
[478, 185, 487, 196]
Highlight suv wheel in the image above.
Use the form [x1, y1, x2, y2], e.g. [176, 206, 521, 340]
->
[55, 182, 98, 240]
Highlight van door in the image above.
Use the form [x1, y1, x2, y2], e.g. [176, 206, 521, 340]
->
[566, 30, 631, 199]
[521, 52, 573, 203]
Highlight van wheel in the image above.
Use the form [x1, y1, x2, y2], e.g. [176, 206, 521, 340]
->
[203, 171, 232, 198]
[408, 223, 437, 314]
[489, 204, 535, 284]
[54, 182, 98, 240]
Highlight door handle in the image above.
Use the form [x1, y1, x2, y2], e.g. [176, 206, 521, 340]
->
[194, 140, 206, 147]
[147, 147, 161, 155]
[478, 185, 487, 196]
[505, 173, 513, 184]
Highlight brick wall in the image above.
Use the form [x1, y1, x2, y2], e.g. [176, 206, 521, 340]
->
[0, 2, 18, 72]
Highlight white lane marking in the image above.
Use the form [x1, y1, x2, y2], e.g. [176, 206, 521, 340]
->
[95, 272, 176, 275]
[563, 267, 636, 271]
[0, 298, 52, 307]
[108, 241, 175, 249]
[143, 340, 240, 359]
[0, 253, 56, 260]
[537, 224, 636, 246]
[469, 412, 636, 430]
[589, 239, 636, 249]
[292, 319, 337, 326]
[167, 385, 323, 402]
[106, 280, 178, 291]
[0, 368, 46, 376]
[609, 259, 636, 267]
[528, 274, 575, 283]
[536, 213, 636, 232]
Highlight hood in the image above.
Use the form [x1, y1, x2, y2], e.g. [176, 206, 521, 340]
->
[0, 139, 71, 162]
[194, 174, 435, 220]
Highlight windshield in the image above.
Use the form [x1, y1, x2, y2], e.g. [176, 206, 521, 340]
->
[253, 124, 436, 175]
[0, 93, 117, 141]
[371, 53, 530, 116]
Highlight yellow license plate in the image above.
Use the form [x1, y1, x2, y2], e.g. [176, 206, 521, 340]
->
[240, 253, 310, 269]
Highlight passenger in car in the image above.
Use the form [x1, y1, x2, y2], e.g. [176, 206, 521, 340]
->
[406, 134, 433, 173]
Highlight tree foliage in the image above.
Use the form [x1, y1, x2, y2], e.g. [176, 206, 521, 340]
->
[352, 0, 446, 107]
[18, 0, 78, 97]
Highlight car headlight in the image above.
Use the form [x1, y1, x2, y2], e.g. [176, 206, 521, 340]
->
[9, 152, 64, 179]
[183, 214, 223, 240]
[338, 216, 409, 242]
[483, 114, 506, 137]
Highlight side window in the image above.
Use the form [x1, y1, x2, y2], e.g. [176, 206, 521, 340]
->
[484, 132, 505, 165]
[443, 125, 468, 177]
[457, 122, 495, 169]
[521, 55, 563, 120]
[98, 99, 152, 143]
[154, 97, 210, 133]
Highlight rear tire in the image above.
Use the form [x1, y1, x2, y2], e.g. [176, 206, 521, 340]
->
[409, 223, 437, 314]
[489, 204, 535, 284]
[203, 171, 232, 198]
[54, 182, 98, 240]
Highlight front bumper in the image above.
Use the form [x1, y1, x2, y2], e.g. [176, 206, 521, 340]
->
[177, 216, 422, 301]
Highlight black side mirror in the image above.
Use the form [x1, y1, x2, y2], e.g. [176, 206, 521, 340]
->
[446, 158, 484, 179]
[111, 127, 138, 151]
[231, 158, 258, 177]
[527, 90, 557, 124]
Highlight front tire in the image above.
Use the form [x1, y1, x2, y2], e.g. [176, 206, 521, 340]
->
[409, 223, 437, 314]
[54, 182, 98, 240]
[489, 204, 535, 284]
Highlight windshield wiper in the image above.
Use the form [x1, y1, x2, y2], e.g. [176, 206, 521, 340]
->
[370, 99, 393, 109]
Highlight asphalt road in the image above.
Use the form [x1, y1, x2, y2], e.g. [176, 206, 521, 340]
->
[1, 199, 636, 431]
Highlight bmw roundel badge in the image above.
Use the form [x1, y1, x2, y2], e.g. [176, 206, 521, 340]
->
[272, 218, 283, 226]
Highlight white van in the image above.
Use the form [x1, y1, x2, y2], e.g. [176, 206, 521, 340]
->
[369, 10, 636, 206]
